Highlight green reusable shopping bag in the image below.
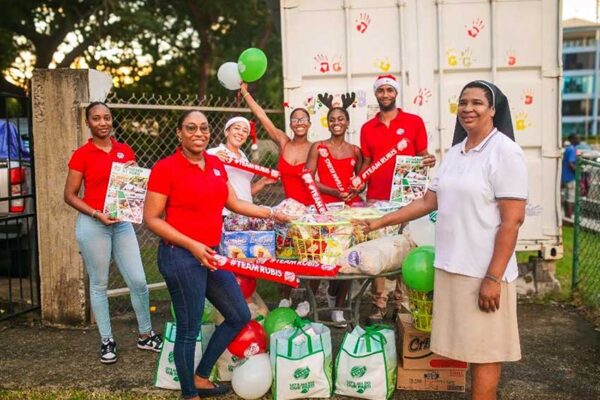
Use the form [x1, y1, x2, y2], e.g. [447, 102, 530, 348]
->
[154, 321, 204, 390]
[334, 324, 397, 400]
[270, 319, 333, 400]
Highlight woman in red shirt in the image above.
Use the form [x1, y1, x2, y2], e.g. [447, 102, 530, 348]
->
[143, 110, 288, 400]
[305, 107, 363, 326]
[64, 102, 162, 364]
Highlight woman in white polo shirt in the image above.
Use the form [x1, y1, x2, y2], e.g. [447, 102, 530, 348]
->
[355, 80, 527, 400]
[207, 116, 275, 214]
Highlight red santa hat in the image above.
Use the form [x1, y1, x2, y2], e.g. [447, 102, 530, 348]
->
[373, 74, 400, 93]
[249, 120, 258, 151]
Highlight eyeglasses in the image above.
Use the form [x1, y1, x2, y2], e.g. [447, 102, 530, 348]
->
[183, 123, 210, 134]
[290, 117, 309, 124]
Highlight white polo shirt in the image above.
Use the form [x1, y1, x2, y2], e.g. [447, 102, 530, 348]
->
[207, 144, 254, 215]
[429, 129, 528, 282]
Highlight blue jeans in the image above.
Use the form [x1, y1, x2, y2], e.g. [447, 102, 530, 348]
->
[76, 214, 152, 340]
[158, 242, 250, 399]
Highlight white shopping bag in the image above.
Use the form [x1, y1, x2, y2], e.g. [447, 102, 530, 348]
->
[270, 320, 333, 400]
[215, 347, 241, 382]
[334, 324, 397, 400]
[154, 321, 204, 390]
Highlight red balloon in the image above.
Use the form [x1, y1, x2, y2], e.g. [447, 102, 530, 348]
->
[227, 320, 267, 359]
[235, 274, 257, 298]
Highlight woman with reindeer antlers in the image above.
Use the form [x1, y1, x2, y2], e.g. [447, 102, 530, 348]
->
[304, 92, 363, 326]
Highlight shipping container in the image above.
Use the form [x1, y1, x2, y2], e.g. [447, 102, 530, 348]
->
[280, 0, 562, 259]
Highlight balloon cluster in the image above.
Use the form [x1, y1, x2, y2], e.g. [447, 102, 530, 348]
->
[229, 307, 299, 399]
[218, 48, 268, 90]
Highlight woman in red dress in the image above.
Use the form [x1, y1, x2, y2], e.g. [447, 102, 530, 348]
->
[305, 107, 363, 326]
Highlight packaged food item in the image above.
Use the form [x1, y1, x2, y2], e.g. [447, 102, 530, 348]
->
[249, 216, 274, 231]
[219, 231, 249, 259]
[247, 231, 276, 258]
[223, 213, 251, 231]
[273, 198, 307, 219]
[275, 223, 297, 259]
[337, 234, 415, 275]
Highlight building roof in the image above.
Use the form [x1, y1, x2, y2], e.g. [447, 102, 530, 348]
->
[563, 18, 600, 29]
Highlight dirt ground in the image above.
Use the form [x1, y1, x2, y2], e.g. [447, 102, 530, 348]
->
[1, 302, 599, 399]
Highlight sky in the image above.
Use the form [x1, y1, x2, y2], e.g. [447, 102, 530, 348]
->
[563, 0, 598, 21]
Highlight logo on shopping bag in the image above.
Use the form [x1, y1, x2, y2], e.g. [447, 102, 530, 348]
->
[351, 366, 367, 378]
[168, 351, 175, 364]
[294, 367, 310, 380]
[429, 211, 437, 223]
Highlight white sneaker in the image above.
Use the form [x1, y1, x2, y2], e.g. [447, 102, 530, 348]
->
[331, 310, 347, 327]
[278, 298, 292, 308]
[295, 300, 310, 317]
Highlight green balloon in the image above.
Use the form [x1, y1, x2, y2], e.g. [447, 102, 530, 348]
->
[170, 300, 216, 323]
[264, 307, 298, 336]
[402, 246, 435, 292]
[238, 48, 268, 82]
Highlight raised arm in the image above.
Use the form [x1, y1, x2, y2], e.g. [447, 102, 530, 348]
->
[240, 83, 290, 150]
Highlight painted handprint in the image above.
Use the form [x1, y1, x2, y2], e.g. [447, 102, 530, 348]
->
[314, 54, 330, 73]
[506, 50, 517, 66]
[373, 57, 391, 72]
[332, 55, 343, 72]
[448, 95, 458, 114]
[413, 88, 432, 107]
[356, 90, 367, 107]
[521, 88, 534, 105]
[446, 48, 458, 67]
[356, 12, 371, 33]
[320, 114, 329, 128]
[515, 111, 531, 131]
[303, 96, 317, 114]
[465, 17, 485, 38]
[461, 48, 475, 67]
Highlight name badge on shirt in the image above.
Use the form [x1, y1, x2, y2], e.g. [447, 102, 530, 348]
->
[117, 152, 125, 159]
[396, 128, 405, 136]
[213, 169, 221, 176]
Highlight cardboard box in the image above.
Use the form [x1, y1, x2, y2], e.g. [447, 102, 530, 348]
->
[397, 365, 466, 392]
[397, 314, 468, 370]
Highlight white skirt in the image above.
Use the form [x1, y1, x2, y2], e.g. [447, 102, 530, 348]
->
[430, 268, 521, 363]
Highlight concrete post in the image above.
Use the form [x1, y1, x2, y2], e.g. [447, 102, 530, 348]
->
[31, 69, 112, 327]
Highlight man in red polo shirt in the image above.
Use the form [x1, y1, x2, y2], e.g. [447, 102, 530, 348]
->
[360, 74, 435, 323]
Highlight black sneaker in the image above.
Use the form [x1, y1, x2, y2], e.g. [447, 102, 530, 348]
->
[137, 330, 163, 352]
[100, 338, 117, 364]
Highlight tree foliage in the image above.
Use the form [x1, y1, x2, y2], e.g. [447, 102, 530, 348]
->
[0, 0, 282, 104]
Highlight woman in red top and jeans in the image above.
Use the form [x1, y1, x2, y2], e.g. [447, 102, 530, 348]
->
[144, 110, 289, 400]
[305, 107, 363, 326]
[64, 102, 162, 364]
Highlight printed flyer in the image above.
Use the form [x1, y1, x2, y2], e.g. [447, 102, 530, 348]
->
[103, 163, 150, 224]
[390, 156, 428, 205]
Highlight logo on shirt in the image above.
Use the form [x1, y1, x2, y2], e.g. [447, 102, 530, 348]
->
[350, 159, 356, 166]
[213, 169, 221, 176]
[396, 128, 405, 136]
[116, 152, 125, 159]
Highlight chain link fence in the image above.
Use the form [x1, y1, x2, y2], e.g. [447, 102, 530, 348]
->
[572, 158, 600, 309]
[92, 92, 285, 315]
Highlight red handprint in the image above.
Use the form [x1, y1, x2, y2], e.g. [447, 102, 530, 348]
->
[413, 88, 432, 107]
[314, 54, 330, 73]
[506, 50, 517, 66]
[466, 18, 485, 38]
[355, 12, 371, 34]
[522, 88, 534, 105]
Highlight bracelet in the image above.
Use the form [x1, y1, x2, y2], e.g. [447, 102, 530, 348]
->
[242, 92, 250, 99]
[269, 207, 275, 219]
[484, 273, 501, 284]
[91, 210, 100, 219]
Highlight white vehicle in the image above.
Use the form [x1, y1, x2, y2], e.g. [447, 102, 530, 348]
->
[279, 0, 562, 259]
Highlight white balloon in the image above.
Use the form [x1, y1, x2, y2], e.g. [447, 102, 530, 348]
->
[217, 62, 242, 90]
[231, 353, 272, 399]
[408, 212, 436, 246]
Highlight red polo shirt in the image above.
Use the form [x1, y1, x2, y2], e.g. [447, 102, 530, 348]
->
[360, 109, 428, 200]
[68, 137, 136, 210]
[147, 149, 229, 247]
